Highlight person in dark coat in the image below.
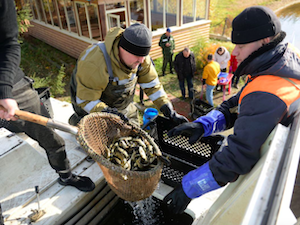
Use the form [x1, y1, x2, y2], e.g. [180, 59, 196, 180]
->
[0, 0, 95, 192]
[174, 47, 196, 99]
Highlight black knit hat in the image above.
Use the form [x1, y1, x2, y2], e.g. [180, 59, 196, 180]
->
[231, 6, 281, 44]
[119, 23, 152, 56]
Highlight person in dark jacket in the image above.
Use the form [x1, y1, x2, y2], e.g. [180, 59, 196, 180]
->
[163, 6, 300, 214]
[0, 0, 95, 192]
[174, 47, 196, 99]
[159, 28, 175, 76]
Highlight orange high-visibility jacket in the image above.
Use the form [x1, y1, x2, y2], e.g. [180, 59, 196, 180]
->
[210, 42, 300, 184]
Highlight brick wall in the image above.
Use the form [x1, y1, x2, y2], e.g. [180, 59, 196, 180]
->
[28, 22, 91, 59]
[28, 21, 211, 60]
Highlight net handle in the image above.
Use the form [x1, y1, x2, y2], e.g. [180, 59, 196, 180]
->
[0, 105, 78, 135]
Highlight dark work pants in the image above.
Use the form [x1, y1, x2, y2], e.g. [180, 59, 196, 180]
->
[162, 53, 173, 74]
[232, 72, 240, 85]
[179, 75, 194, 99]
[3, 77, 70, 173]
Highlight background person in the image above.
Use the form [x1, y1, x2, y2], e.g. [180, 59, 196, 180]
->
[159, 28, 175, 76]
[163, 5, 300, 214]
[70, 23, 188, 127]
[174, 47, 196, 100]
[202, 54, 220, 106]
[0, 0, 95, 192]
[214, 46, 230, 73]
[229, 54, 239, 88]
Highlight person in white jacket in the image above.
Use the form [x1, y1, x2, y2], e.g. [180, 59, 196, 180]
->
[214, 46, 230, 72]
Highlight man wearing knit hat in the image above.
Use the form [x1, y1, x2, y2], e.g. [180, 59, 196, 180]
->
[69, 23, 188, 127]
[163, 6, 300, 215]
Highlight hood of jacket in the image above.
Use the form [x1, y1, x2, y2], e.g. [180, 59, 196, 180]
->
[104, 27, 138, 76]
[236, 32, 300, 80]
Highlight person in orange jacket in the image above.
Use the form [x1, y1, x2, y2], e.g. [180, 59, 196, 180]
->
[163, 5, 300, 214]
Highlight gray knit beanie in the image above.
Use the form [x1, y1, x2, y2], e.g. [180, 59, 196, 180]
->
[119, 23, 152, 56]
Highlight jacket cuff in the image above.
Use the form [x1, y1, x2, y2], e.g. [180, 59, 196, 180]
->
[193, 110, 226, 136]
[182, 162, 221, 198]
[0, 85, 13, 99]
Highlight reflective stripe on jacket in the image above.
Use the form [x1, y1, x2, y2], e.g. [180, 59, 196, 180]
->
[73, 27, 170, 114]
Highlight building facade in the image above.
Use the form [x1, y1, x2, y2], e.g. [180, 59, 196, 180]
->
[25, 0, 211, 59]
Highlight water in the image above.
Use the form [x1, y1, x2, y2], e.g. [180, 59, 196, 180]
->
[277, 3, 300, 49]
[126, 197, 162, 225]
[99, 196, 194, 225]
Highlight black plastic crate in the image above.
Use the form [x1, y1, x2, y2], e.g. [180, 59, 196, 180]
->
[36, 87, 53, 118]
[161, 157, 198, 187]
[149, 116, 224, 187]
[190, 98, 214, 120]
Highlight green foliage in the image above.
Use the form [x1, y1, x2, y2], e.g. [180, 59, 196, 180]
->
[31, 72, 51, 89]
[191, 38, 235, 75]
[153, 57, 163, 75]
[16, 4, 33, 42]
[20, 37, 77, 98]
[191, 37, 210, 71]
[31, 64, 66, 97]
[49, 64, 66, 96]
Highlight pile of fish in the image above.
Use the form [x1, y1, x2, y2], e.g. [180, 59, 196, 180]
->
[105, 135, 158, 171]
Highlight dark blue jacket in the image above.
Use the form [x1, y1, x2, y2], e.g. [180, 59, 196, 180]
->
[210, 34, 300, 184]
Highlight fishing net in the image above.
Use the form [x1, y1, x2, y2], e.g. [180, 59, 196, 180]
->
[76, 112, 163, 202]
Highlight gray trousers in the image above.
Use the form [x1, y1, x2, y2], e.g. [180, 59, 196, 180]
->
[2, 77, 70, 173]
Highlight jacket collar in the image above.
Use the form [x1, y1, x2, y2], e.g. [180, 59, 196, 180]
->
[235, 31, 286, 78]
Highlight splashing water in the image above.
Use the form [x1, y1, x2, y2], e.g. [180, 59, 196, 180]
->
[126, 196, 164, 225]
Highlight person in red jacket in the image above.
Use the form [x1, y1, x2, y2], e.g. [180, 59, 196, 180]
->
[229, 54, 239, 88]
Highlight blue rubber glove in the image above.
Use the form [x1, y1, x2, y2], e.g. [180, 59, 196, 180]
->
[168, 110, 226, 144]
[163, 162, 220, 214]
[182, 162, 220, 198]
[193, 110, 226, 137]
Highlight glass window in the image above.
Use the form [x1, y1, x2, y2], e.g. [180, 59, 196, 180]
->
[30, 0, 39, 20]
[48, 0, 59, 26]
[35, 0, 46, 22]
[106, 2, 127, 29]
[183, 0, 194, 24]
[106, 2, 125, 10]
[65, 0, 77, 33]
[42, 0, 52, 25]
[87, 4, 101, 40]
[57, 0, 68, 30]
[130, 0, 144, 24]
[76, 2, 89, 38]
[150, 0, 163, 31]
[150, 0, 177, 31]
[196, 0, 206, 21]
[166, 0, 177, 28]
